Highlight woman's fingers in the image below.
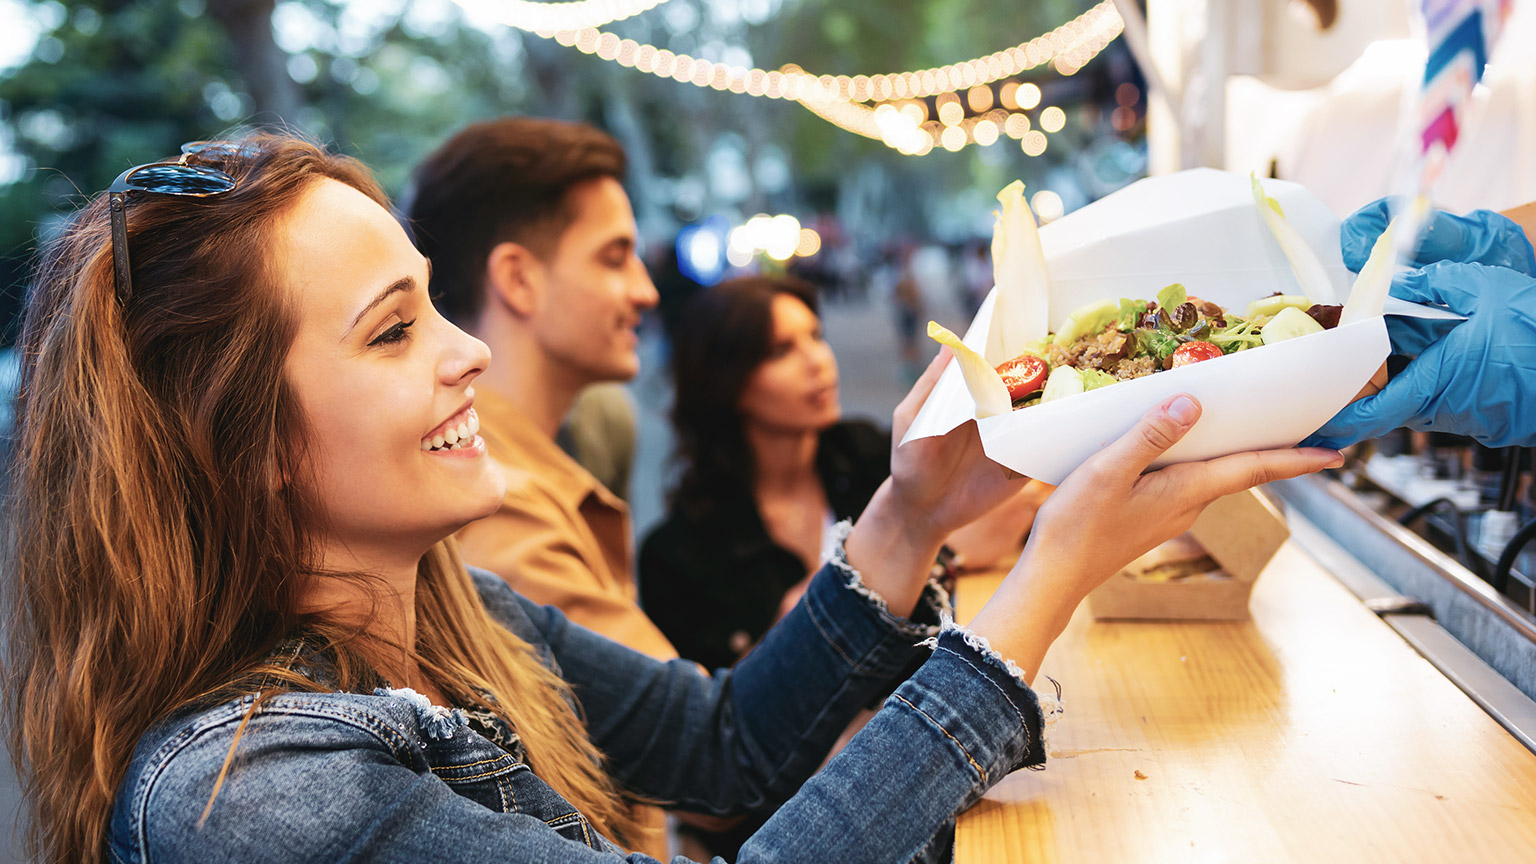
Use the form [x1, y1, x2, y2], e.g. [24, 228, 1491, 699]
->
[891, 346, 952, 442]
[1083, 394, 1340, 507]
[1084, 395, 1202, 483]
[1171, 447, 1343, 503]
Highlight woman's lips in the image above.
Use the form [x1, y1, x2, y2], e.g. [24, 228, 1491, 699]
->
[807, 384, 839, 405]
[424, 434, 486, 459]
[421, 407, 480, 452]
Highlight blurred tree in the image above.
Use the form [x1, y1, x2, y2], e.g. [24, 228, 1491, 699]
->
[207, 0, 302, 122]
[0, 0, 1139, 341]
[0, 0, 528, 340]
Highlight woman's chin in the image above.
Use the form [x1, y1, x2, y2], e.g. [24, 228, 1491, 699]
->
[459, 489, 506, 529]
[423, 487, 507, 545]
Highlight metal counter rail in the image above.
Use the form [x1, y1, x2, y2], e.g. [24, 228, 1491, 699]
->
[1272, 474, 1536, 751]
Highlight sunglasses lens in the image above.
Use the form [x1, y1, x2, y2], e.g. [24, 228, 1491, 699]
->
[123, 164, 237, 196]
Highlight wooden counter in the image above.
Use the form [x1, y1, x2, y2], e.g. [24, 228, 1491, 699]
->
[953, 541, 1536, 863]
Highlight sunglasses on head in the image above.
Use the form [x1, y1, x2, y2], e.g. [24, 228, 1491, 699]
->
[108, 141, 253, 305]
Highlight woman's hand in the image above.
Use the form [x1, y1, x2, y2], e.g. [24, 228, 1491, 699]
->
[846, 348, 1030, 616]
[886, 347, 1032, 540]
[943, 479, 1054, 574]
[967, 394, 1342, 683]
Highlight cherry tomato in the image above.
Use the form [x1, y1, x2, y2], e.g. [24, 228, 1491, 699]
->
[1172, 340, 1224, 368]
[996, 354, 1049, 400]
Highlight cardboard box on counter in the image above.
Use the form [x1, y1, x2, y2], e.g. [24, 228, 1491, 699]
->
[1086, 487, 1290, 621]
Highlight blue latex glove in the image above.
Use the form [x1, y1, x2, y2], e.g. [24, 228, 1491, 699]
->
[1340, 198, 1536, 275]
[1338, 200, 1536, 358]
[1303, 261, 1536, 448]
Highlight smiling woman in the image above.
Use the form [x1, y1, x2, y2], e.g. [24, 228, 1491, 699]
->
[1, 131, 1342, 864]
[3, 133, 642, 861]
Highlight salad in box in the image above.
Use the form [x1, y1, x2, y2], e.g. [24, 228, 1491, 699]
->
[902, 168, 1426, 485]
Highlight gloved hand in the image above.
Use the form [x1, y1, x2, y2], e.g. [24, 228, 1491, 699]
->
[1304, 261, 1536, 448]
[1305, 200, 1536, 449]
[1340, 198, 1536, 275]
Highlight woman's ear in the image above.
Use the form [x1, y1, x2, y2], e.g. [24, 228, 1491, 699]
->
[484, 241, 543, 319]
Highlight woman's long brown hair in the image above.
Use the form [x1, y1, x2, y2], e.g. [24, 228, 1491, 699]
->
[2, 133, 640, 863]
[669, 275, 821, 520]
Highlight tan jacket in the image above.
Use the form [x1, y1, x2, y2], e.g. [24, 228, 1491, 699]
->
[456, 387, 677, 661]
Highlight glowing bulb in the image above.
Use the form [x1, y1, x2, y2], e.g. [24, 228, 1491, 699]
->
[765, 214, 801, 260]
[1030, 190, 1064, 223]
[966, 84, 993, 113]
[1017, 83, 1042, 110]
[1022, 131, 1048, 156]
[938, 102, 964, 127]
[726, 245, 755, 268]
[1040, 106, 1066, 133]
[1005, 113, 1031, 138]
[796, 228, 822, 258]
[972, 119, 999, 146]
[1000, 81, 1020, 110]
[941, 126, 967, 152]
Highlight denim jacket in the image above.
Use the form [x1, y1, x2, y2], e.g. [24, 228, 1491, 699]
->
[107, 547, 1050, 863]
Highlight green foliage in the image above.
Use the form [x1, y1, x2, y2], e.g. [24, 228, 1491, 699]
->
[0, 0, 1136, 342]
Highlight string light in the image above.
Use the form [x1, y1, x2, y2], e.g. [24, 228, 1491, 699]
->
[1030, 190, 1065, 222]
[966, 84, 994, 113]
[796, 228, 822, 257]
[460, 0, 1125, 156]
[455, 0, 670, 34]
[508, 1, 1123, 106]
[1016, 82, 1043, 110]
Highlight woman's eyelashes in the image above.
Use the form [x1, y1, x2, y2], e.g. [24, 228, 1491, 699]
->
[368, 318, 417, 347]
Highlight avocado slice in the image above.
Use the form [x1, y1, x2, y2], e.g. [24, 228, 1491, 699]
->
[1245, 294, 1312, 320]
[1054, 299, 1120, 345]
[1041, 365, 1085, 403]
[1260, 306, 1325, 345]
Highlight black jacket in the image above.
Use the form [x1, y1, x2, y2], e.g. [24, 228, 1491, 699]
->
[639, 420, 891, 671]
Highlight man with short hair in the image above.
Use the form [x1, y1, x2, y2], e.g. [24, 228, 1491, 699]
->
[405, 117, 675, 661]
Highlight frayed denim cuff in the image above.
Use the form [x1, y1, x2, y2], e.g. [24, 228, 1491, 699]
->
[824, 519, 954, 640]
[902, 625, 1061, 780]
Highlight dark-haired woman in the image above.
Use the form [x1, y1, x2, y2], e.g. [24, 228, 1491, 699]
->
[641, 276, 1046, 673]
[3, 133, 1337, 864]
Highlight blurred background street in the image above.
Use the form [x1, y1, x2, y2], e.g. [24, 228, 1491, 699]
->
[3, 0, 1536, 859]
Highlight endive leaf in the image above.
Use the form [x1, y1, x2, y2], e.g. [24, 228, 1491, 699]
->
[986, 180, 1051, 364]
[1340, 197, 1424, 325]
[928, 321, 1012, 419]
[1251, 173, 1330, 304]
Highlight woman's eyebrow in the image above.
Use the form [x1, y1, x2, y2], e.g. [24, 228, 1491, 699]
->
[346, 275, 416, 337]
[345, 257, 431, 339]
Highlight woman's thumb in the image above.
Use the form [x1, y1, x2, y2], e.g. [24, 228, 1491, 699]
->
[1094, 395, 1202, 478]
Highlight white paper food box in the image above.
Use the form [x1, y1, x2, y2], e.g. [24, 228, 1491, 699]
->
[902, 168, 1391, 485]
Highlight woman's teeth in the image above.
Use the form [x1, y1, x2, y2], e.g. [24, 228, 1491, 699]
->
[421, 409, 480, 452]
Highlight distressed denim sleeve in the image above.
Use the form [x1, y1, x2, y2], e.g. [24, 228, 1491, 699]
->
[736, 625, 1051, 862]
[488, 536, 953, 818]
[483, 539, 1051, 863]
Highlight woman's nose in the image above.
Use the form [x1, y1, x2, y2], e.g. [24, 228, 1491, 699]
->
[805, 340, 835, 375]
[441, 321, 492, 386]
